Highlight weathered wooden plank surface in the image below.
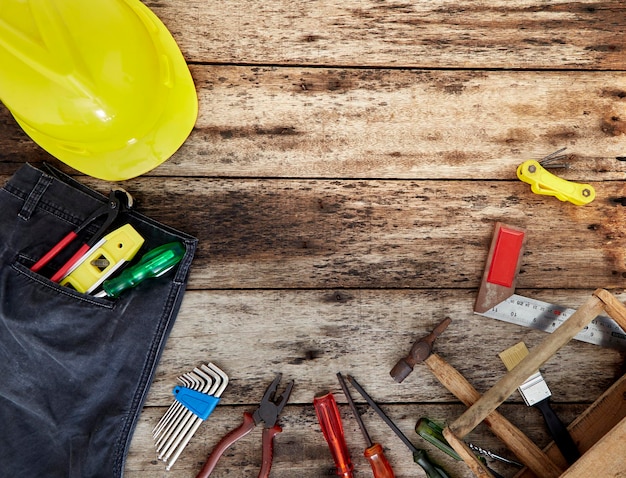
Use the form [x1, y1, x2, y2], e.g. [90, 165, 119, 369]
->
[4, 172, 624, 288]
[57, 177, 625, 290]
[122, 287, 622, 477]
[148, 289, 624, 407]
[2, 68, 625, 179]
[126, 404, 587, 478]
[1, 1, 625, 476]
[147, 1, 626, 69]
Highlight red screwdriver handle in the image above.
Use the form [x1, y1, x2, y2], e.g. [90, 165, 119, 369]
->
[196, 412, 256, 478]
[365, 443, 395, 478]
[259, 424, 282, 478]
[314, 393, 354, 478]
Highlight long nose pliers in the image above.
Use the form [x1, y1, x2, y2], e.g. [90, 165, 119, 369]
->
[195, 374, 294, 478]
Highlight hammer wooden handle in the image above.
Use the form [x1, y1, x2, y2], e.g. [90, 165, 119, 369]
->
[425, 353, 564, 478]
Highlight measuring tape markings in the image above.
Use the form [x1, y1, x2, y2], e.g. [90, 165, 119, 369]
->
[477, 294, 626, 351]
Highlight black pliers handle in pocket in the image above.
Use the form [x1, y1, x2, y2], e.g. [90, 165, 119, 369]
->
[30, 189, 133, 282]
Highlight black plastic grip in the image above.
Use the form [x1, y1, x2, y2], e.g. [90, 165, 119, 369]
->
[534, 398, 581, 465]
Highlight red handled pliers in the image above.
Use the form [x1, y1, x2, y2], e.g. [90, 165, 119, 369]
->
[196, 374, 294, 478]
[30, 189, 133, 282]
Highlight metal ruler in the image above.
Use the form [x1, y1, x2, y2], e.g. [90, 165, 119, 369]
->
[478, 294, 626, 351]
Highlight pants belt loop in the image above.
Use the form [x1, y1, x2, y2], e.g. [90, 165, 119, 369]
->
[18, 174, 54, 221]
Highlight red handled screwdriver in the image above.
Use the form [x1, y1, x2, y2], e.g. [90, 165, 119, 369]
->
[337, 373, 395, 478]
[314, 392, 354, 478]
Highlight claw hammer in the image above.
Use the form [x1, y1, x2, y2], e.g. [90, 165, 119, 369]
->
[389, 318, 564, 478]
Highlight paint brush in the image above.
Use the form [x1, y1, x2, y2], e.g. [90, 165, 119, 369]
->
[499, 341, 580, 465]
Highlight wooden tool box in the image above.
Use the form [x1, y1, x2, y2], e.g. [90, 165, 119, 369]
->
[442, 289, 626, 478]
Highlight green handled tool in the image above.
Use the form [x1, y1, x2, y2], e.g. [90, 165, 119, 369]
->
[415, 418, 462, 461]
[346, 376, 449, 478]
[95, 241, 186, 297]
[416, 417, 522, 474]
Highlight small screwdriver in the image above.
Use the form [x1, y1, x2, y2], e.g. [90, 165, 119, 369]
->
[346, 375, 449, 478]
[94, 241, 185, 297]
[337, 373, 395, 478]
[314, 392, 354, 478]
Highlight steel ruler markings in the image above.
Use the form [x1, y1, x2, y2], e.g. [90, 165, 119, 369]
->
[477, 294, 626, 351]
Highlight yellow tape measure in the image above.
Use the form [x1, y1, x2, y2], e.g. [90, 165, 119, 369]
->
[516, 159, 595, 206]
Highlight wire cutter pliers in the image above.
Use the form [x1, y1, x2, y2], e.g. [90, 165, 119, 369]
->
[196, 374, 294, 478]
[30, 189, 133, 282]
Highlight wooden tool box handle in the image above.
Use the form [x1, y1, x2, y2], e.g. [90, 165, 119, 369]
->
[450, 293, 605, 439]
[594, 289, 626, 331]
[427, 353, 564, 478]
[445, 289, 626, 477]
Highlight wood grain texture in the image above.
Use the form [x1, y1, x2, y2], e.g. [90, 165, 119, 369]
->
[148, 289, 623, 407]
[133, 288, 619, 476]
[48, 176, 626, 290]
[559, 416, 626, 477]
[2, 68, 625, 179]
[1, 1, 625, 476]
[126, 404, 584, 478]
[595, 287, 626, 331]
[146, 1, 626, 69]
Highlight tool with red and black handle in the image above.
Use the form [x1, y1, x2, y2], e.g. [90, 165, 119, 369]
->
[347, 375, 449, 478]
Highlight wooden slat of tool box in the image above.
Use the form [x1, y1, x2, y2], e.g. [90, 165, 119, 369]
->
[560, 416, 626, 477]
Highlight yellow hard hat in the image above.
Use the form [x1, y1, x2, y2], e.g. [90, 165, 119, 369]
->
[0, 0, 197, 181]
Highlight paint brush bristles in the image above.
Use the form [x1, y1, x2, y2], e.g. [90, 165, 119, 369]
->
[499, 341, 530, 371]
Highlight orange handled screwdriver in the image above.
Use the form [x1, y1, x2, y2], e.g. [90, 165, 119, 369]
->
[314, 392, 354, 478]
[337, 373, 395, 478]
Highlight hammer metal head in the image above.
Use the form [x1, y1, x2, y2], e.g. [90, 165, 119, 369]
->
[390, 318, 452, 382]
[390, 358, 414, 383]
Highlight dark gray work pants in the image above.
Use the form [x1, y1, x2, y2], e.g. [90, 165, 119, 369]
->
[0, 164, 197, 477]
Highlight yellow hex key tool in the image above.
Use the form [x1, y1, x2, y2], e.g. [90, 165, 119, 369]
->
[516, 148, 595, 206]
